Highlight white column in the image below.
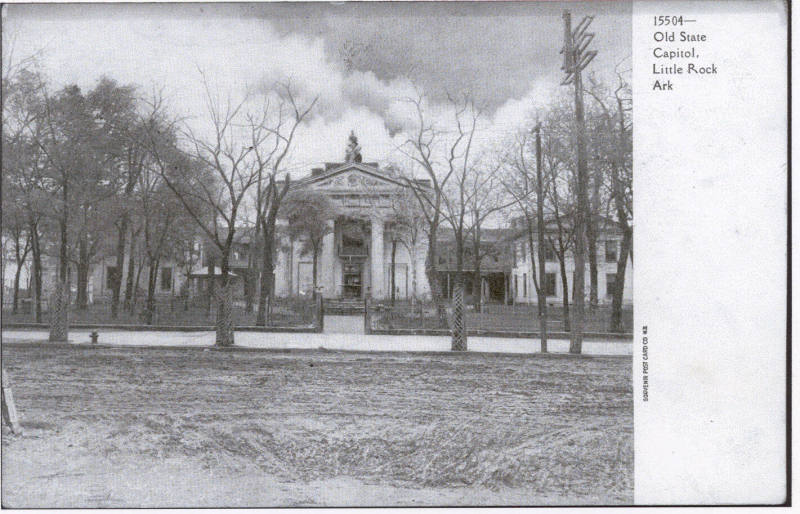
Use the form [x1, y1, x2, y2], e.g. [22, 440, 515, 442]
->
[321, 220, 336, 298]
[370, 216, 384, 299]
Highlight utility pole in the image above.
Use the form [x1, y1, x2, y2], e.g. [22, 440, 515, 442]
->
[535, 123, 548, 353]
[561, 10, 596, 354]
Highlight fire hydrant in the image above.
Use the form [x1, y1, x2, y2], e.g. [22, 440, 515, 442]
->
[90, 331, 99, 345]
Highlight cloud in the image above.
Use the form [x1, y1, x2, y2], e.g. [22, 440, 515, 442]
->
[4, 2, 631, 175]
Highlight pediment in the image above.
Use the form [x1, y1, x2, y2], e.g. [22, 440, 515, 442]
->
[304, 163, 406, 190]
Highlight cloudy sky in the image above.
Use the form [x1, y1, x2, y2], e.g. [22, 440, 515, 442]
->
[3, 1, 631, 178]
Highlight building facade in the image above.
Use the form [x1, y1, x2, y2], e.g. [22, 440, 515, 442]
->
[272, 160, 431, 301]
[508, 217, 633, 306]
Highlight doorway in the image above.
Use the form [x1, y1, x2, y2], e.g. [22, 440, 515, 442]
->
[342, 262, 363, 299]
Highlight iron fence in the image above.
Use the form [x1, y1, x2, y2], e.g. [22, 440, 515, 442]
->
[368, 299, 632, 335]
[1, 295, 317, 328]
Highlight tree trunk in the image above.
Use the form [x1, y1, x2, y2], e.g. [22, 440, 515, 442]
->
[29, 223, 42, 323]
[124, 228, 137, 311]
[312, 248, 318, 291]
[133, 252, 144, 311]
[76, 235, 89, 310]
[206, 257, 215, 317]
[215, 255, 235, 347]
[559, 257, 570, 332]
[48, 279, 69, 342]
[472, 231, 481, 313]
[244, 237, 256, 314]
[611, 227, 632, 332]
[525, 220, 541, 317]
[256, 230, 273, 326]
[11, 231, 28, 314]
[145, 258, 158, 325]
[12, 263, 22, 315]
[411, 243, 418, 305]
[49, 197, 69, 342]
[425, 219, 448, 328]
[587, 221, 599, 310]
[244, 269, 252, 313]
[111, 215, 128, 318]
[610, 95, 632, 333]
[535, 126, 547, 353]
[256, 199, 282, 325]
[245, 232, 261, 314]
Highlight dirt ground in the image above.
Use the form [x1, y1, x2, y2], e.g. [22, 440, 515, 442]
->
[1, 342, 633, 507]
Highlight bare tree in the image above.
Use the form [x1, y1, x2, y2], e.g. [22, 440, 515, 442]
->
[397, 94, 458, 329]
[2, 68, 51, 322]
[247, 82, 317, 326]
[466, 157, 514, 314]
[135, 147, 195, 324]
[1, 182, 31, 313]
[399, 93, 485, 350]
[542, 121, 577, 333]
[150, 73, 260, 346]
[585, 71, 632, 331]
[500, 125, 550, 351]
[425, 94, 482, 351]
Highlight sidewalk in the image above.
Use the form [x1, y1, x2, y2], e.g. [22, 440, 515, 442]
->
[3, 326, 631, 357]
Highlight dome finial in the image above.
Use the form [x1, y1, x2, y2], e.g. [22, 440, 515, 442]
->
[345, 131, 362, 163]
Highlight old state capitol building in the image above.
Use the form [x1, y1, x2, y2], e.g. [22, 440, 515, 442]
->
[34, 136, 631, 307]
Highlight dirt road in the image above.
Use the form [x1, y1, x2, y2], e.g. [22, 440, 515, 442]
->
[2, 343, 632, 507]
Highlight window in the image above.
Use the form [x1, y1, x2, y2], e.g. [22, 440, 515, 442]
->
[605, 240, 618, 262]
[161, 267, 173, 291]
[544, 273, 557, 297]
[523, 273, 527, 297]
[106, 266, 118, 290]
[606, 273, 617, 297]
[514, 275, 519, 297]
[544, 242, 556, 261]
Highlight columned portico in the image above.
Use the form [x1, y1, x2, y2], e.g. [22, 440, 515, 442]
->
[321, 219, 336, 297]
[275, 134, 432, 301]
[370, 216, 384, 299]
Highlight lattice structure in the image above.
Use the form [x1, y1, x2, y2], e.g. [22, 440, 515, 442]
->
[450, 282, 467, 351]
[48, 280, 69, 342]
[214, 283, 235, 346]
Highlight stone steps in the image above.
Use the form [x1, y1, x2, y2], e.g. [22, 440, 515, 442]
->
[323, 299, 366, 315]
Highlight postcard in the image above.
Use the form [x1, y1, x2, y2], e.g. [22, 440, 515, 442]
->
[0, 0, 789, 507]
